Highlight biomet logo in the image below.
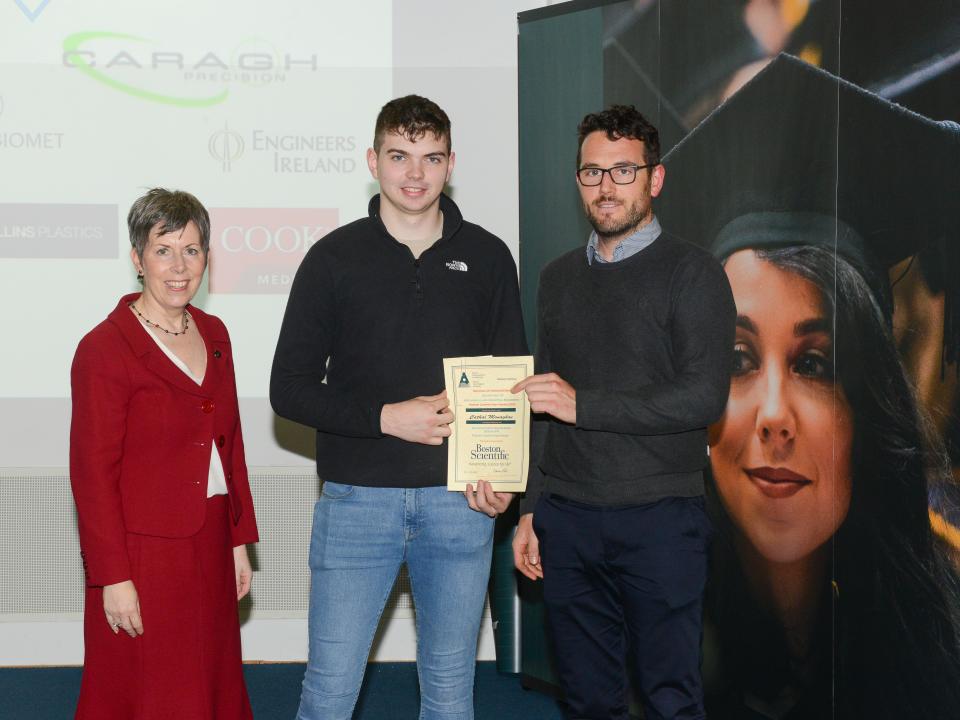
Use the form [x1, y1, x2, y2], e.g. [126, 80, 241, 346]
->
[62, 32, 318, 108]
[0, 95, 66, 151]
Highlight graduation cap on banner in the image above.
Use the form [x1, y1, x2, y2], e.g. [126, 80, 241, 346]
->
[657, 53, 960, 364]
[787, 0, 960, 117]
[603, 0, 766, 153]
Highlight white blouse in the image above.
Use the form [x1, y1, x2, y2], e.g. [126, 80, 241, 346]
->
[140, 323, 229, 498]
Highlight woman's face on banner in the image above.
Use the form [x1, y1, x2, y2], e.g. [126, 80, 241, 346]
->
[710, 249, 854, 565]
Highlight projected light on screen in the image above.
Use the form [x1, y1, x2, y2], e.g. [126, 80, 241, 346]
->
[0, 0, 392, 466]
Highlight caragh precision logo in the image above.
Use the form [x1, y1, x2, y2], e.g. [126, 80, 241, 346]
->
[62, 32, 320, 107]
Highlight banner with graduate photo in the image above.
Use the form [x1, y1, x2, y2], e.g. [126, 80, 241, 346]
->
[516, 1, 960, 717]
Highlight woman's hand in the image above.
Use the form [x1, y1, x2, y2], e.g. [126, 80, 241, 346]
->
[233, 545, 253, 601]
[103, 580, 143, 637]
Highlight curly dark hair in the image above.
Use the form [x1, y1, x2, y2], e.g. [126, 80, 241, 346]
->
[373, 94, 451, 153]
[707, 245, 960, 718]
[576, 105, 660, 167]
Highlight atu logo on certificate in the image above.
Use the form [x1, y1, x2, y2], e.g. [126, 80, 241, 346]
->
[443, 355, 533, 492]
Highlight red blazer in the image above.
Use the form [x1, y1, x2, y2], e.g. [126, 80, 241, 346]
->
[70, 293, 259, 587]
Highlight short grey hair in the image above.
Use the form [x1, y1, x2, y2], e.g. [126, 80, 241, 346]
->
[127, 188, 210, 260]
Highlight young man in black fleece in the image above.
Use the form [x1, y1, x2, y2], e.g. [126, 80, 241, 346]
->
[512, 106, 735, 720]
[271, 95, 526, 720]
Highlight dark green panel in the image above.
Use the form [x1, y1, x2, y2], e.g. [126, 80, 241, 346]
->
[516, 5, 605, 689]
[518, 7, 604, 352]
[489, 505, 521, 674]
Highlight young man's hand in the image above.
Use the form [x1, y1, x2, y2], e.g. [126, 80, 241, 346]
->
[380, 391, 454, 445]
[464, 480, 514, 517]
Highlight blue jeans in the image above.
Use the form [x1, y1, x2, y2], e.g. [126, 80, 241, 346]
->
[297, 483, 495, 720]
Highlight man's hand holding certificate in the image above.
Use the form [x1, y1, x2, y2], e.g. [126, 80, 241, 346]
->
[444, 356, 533, 496]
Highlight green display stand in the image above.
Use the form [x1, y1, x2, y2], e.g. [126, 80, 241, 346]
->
[488, 505, 521, 674]
[515, 0, 604, 696]
[513, 4, 662, 716]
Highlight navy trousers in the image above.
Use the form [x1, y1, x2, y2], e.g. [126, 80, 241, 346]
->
[534, 493, 711, 720]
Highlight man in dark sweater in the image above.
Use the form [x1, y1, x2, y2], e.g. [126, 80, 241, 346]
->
[271, 95, 527, 720]
[512, 106, 735, 720]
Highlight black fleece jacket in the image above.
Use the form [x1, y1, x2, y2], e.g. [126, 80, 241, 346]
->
[270, 193, 527, 488]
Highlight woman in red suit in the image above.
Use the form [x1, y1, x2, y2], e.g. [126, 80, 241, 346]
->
[70, 188, 259, 719]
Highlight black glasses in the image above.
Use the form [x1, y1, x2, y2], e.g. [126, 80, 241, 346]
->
[576, 163, 656, 186]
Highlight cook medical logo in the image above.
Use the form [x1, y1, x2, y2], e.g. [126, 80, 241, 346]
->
[208, 208, 338, 294]
[14, 0, 52, 22]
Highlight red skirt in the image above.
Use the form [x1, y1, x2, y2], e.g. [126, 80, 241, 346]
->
[75, 495, 253, 720]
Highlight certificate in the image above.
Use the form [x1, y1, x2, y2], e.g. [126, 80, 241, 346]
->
[444, 355, 533, 492]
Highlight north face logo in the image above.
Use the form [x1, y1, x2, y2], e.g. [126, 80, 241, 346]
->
[445, 260, 468, 272]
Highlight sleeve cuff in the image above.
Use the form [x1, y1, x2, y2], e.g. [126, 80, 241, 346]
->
[573, 388, 598, 430]
[370, 401, 386, 438]
[83, 552, 132, 588]
[517, 494, 540, 515]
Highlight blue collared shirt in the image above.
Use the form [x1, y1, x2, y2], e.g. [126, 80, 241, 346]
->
[586, 215, 662, 265]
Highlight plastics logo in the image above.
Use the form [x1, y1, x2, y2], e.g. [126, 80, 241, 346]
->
[0, 203, 118, 258]
[14, 0, 52, 22]
[208, 208, 338, 294]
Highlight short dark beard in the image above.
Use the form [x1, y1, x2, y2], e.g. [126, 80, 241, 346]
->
[583, 194, 651, 239]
